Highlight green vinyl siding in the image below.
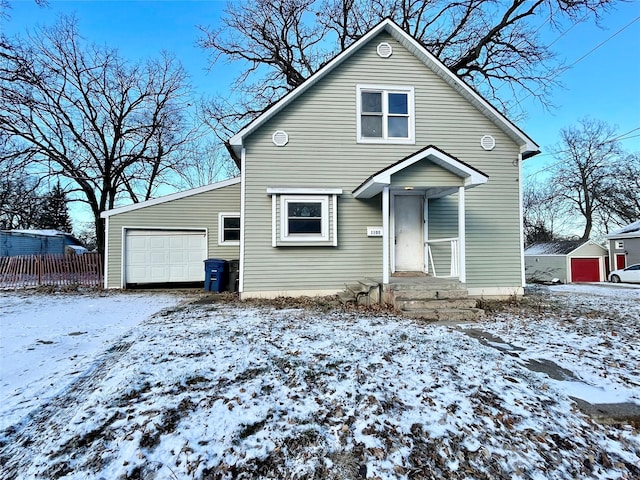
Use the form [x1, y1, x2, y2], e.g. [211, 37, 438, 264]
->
[105, 182, 240, 288]
[427, 196, 458, 277]
[391, 160, 463, 187]
[525, 256, 567, 284]
[242, 32, 524, 294]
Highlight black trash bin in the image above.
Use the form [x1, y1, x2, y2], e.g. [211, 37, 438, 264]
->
[204, 259, 228, 292]
[227, 259, 240, 292]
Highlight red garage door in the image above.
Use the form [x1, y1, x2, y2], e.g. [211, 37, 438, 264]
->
[571, 258, 601, 282]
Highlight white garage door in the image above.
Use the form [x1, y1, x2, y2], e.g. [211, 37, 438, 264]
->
[125, 230, 207, 284]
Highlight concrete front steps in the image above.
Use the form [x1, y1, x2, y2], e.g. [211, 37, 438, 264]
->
[387, 277, 484, 322]
[339, 276, 484, 322]
[338, 279, 381, 306]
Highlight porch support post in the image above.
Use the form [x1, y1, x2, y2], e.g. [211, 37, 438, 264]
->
[458, 186, 466, 283]
[382, 186, 390, 284]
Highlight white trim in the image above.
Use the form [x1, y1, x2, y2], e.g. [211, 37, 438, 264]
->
[121, 226, 208, 288]
[101, 177, 241, 218]
[517, 153, 526, 288]
[353, 146, 488, 199]
[382, 187, 390, 283]
[606, 232, 640, 240]
[218, 212, 241, 246]
[280, 195, 329, 242]
[467, 286, 524, 299]
[567, 255, 606, 283]
[356, 85, 415, 144]
[458, 186, 466, 283]
[239, 148, 246, 293]
[332, 194, 338, 247]
[229, 19, 538, 156]
[266, 187, 343, 195]
[271, 195, 277, 247]
[423, 195, 428, 273]
[240, 288, 341, 300]
[103, 216, 110, 289]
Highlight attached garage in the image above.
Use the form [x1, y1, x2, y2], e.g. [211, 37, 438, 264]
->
[101, 178, 241, 289]
[525, 240, 608, 284]
[124, 230, 207, 285]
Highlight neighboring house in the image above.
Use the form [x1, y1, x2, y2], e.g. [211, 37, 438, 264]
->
[102, 19, 540, 298]
[524, 241, 609, 284]
[606, 220, 640, 270]
[0, 229, 85, 257]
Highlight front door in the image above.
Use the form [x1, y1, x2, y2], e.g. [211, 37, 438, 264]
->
[616, 254, 626, 270]
[394, 195, 424, 272]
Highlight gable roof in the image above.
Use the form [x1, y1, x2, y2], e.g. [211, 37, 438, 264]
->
[353, 145, 488, 198]
[100, 177, 240, 218]
[229, 18, 539, 159]
[606, 220, 640, 239]
[524, 240, 606, 256]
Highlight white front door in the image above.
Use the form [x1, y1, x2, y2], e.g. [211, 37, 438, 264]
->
[394, 195, 424, 272]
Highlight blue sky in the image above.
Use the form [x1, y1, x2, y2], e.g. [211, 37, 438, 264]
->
[2, 0, 640, 185]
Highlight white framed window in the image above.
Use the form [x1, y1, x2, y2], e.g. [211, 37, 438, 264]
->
[218, 212, 240, 245]
[266, 187, 341, 246]
[356, 85, 414, 144]
[280, 195, 329, 242]
[615, 240, 624, 250]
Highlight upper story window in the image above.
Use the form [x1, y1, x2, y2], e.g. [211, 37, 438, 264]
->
[357, 85, 415, 144]
[615, 240, 624, 250]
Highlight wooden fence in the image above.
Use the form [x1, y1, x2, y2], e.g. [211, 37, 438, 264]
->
[0, 253, 103, 289]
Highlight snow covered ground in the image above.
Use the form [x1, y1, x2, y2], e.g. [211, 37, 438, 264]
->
[1, 285, 639, 479]
[0, 291, 188, 430]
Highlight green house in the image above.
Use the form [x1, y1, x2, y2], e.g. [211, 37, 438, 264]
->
[102, 19, 539, 299]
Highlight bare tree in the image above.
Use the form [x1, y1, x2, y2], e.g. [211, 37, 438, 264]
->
[0, 16, 195, 252]
[199, 0, 617, 136]
[548, 118, 622, 240]
[173, 140, 239, 190]
[597, 153, 640, 227]
[0, 158, 43, 229]
[522, 180, 566, 246]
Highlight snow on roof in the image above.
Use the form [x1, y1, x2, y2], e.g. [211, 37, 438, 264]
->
[524, 240, 585, 255]
[9, 229, 70, 237]
[607, 220, 640, 238]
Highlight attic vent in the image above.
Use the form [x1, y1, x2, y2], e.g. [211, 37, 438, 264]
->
[480, 135, 496, 151]
[376, 42, 393, 58]
[272, 130, 289, 147]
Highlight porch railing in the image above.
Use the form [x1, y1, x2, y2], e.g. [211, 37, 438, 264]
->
[425, 237, 459, 278]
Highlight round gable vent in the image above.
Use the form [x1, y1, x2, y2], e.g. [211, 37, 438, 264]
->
[272, 130, 289, 147]
[480, 135, 496, 151]
[376, 42, 393, 58]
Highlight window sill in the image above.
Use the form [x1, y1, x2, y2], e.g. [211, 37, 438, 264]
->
[357, 138, 415, 145]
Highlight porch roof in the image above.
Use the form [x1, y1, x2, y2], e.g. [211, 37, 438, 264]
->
[352, 145, 489, 199]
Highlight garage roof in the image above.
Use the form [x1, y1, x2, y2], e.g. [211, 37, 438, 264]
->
[101, 177, 240, 218]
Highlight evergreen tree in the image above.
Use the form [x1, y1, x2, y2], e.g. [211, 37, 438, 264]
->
[38, 182, 72, 232]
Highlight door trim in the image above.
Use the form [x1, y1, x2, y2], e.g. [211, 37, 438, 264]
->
[391, 192, 425, 273]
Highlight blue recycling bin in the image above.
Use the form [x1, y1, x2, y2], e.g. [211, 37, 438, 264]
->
[204, 259, 228, 292]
